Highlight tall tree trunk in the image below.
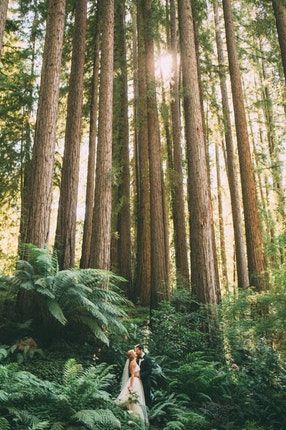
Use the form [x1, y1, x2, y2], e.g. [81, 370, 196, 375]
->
[19, 6, 38, 248]
[259, 48, 286, 224]
[113, 0, 132, 288]
[222, 0, 266, 289]
[215, 136, 229, 289]
[81, 1, 101, 268]
[89, 0, 114, 269]
[178, 0, 219, 305]
[135, 1, 152, 304]
[272, 0, 286, 84]
[213, 0, 248, 288]
[169, 0, 189, 286]
[0, 0, 8, 58]
[26, 0, 66, 247]
[55, 0, 87, 269]
[142, 0, 169, 306]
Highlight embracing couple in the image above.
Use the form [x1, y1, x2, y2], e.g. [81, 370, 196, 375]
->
[116, 344, 152, 426]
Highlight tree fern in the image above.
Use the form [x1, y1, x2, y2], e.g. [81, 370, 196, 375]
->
[1, 246, 131, 345]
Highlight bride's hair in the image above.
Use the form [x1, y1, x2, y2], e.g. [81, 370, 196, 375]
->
[127, 349, 136, 360]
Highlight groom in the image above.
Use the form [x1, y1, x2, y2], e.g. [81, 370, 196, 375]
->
[135, 344, 152, 407]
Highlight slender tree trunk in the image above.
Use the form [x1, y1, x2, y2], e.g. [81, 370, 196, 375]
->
[142, 0, 169, 306]
[19, 7, 38, 248]
[81, 1, 101, 268]
[55, 0, 87, 269]
[131, 5, 140, 300]
[169, 0, 189, 286]
[272, 0, 286, 84]
[89, 0, 114, 269]
[215, 136, 229, 289]
[178, 0, 219, 305]
[0, 0, 8, 58]
[26, 0, 66, 247]
[259, 49, 286, 223]
[135, 0, 151, 305]
[222, 0, 266, 289]
[213, 0, 248, 288]
[113, 0, 132, 287]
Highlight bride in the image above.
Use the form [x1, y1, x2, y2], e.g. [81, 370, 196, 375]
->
[116, 349, 149, 427]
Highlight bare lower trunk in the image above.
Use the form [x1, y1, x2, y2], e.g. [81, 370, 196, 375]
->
[26, 0, 66, 247]
[55, 0, 87, 269]
[142, 0, 169, 306]
[81, 2, 101, 268]
[178, 0, 219, 305]
[89, 0, 114, 270]
[169, 0, 189, 286]
[223, 0, 266, 289]
[135, 0, 152, 305]
[113, 0, 132, 288]
[213, 0, 248, 288]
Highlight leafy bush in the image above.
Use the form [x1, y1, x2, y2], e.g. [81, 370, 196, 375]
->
[148, 289, 286, 430]
[0, 245, 130, 346]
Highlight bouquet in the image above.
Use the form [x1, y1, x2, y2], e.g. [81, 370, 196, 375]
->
[118, 389, 140, 409]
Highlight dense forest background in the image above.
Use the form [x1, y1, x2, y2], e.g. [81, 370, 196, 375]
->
[0, 0, 286, 429]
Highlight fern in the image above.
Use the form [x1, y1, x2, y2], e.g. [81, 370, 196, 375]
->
[2, 246, 131, 345]
[73, 409, 121, 429]
[0, 417, 10, 430]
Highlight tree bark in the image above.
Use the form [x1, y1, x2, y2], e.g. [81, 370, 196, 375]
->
[0, 0, 8, 59]
[142, 0, 169, 306]
[113, 0, 132, 287]
[169, 0, 189, 286]
[89, 0, 114, 270]
[222, 0, 266, 289]
[215, 135, 229, 289]
[272, 0, 286, 84]
[213, 0, 249, 289]
[80, 1, 101, 268]
[178, 0, 219, 305]
[135, 1, 152, 305]
[55, 0, 87, 269]
[26, 0, 66, 247]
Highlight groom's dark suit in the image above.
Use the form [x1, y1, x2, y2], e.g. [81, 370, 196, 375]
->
[138, 353, 152, 407]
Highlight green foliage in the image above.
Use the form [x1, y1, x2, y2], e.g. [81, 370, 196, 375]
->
[0, 245, 130, 345]
[0, 359, 142, 430]
[148, 288, 286, 430]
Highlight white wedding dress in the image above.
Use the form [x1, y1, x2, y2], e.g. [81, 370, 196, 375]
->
[116, 360, 149, 426]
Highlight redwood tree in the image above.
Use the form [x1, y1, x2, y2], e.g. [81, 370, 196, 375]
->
[272, 0, 286, 84]
[178, 0, 219, 304]
[142, 0, 169, 306]
[26, 0, 66, 247]
[81, 1, 101, 268]
[113, 0, 132, 286]
[89, 0, 114, 270]
[213, 0, 249, 289]
[169, 0, 189, 286]
[135, 0, 152, 304]
[223, 0, 266, 289]
[0, 0, 8, 58]
[55, 0, 87, 269]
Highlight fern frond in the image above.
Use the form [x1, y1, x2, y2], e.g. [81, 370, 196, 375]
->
[47, 300, 67, 325]
[63, 359, 83, 384]
[0, 417, 10, 430]
[79, 316, 109, 345]
[73, 409, 121, 429]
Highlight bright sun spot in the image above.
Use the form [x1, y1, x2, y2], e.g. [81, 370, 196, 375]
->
[155, 52, 173, 83]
